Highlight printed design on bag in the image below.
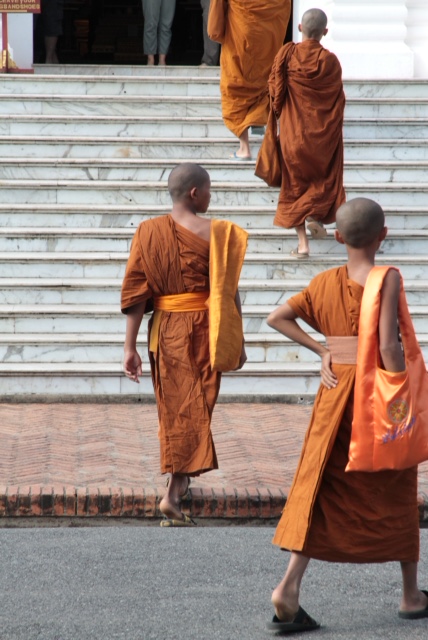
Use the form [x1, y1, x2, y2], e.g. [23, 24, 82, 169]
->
[382, 415, 416, 444]
[387, 397, 409, 424]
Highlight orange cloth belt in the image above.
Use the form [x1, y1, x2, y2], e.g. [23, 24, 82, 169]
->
[326, 336, 358, 365]
[150, 291, 209, 352]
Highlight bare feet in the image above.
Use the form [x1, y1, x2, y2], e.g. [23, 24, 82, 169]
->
[400, 589, 428, 614]
[159, 474, 190, 520]
[271, 586, 299, 622]
[159, 54, 167, 66]
[147, 55, 155, 66]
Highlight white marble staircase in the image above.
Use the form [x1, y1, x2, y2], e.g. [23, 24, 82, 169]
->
[0, 65, 427, 400]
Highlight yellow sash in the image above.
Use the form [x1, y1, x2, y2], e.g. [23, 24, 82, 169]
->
[149, 291, 209, 352]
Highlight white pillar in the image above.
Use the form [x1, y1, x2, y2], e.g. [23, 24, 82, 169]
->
[0, 14, 34, 71]
[406, 0, 428, 78]
[292, 0, 414, 80]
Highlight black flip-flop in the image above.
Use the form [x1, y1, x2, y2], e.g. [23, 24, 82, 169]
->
[267, 606, 320, 633]
[398, 589, 428, 619]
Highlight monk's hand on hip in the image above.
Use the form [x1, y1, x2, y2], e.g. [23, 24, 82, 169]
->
[123, 349, 143, 383]
[320, 350, 338, 389]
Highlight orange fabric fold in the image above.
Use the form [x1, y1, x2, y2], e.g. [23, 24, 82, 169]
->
[150, 291, 210, 353]
[215, 0, 291, 138]
[272, 266, 419, 563]
[269, 40, 346, 228]
[209, 219, 248, 372]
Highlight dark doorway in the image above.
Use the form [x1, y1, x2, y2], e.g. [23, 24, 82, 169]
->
[35, 0, 293, 66]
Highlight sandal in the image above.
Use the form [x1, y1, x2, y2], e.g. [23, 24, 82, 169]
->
[160, 513, 196, 527]
[290, 247, 309, 259]
[307, 219, 327, 239]
[267, 606, 320, 633]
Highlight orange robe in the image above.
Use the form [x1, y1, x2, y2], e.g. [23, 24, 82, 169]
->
[273, 266, 419, 563]
[269, 40, 346, 228]
[121, 215, 220, 476]
[212, 0, 291, 138]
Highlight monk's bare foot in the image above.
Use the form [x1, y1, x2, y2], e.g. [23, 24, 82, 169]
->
[272, 586, 299, 622]
[400, 589, 428, 613]
[159, 496, 184, 521]
[159, 55, 167, 66]
[147, 55, 155, 66]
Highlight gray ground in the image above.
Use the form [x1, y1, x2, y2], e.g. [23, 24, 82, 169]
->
[0, 526, 427, 640]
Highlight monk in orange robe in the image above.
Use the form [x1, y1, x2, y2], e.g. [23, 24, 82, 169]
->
[208, 0, 291, 160]
[269, 9, 345, 257]
[266, 198, 427, 632]
[121, 163, 247, 527]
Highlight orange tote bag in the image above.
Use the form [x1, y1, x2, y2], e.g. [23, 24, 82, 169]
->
[347, 266, 428, 472]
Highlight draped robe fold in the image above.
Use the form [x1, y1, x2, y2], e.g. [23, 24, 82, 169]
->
[213, 0, 291, 139]
[273, 266, 419, 563]
[269, 40, 346, 229]
[121, 215, 221, 476]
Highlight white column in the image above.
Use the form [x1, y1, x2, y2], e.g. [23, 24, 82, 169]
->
[292, 0, 414, 80]
[406, 0, 428, 78]
[0, 14, 34, 70]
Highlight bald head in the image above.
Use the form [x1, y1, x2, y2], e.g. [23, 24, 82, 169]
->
[336, 198, 385, 248]
[301, 8, 328, 39]
[168, 163, 210, 202]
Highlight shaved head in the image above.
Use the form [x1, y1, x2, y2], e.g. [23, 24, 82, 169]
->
[336, 198, 385, 248]
[301, 8, 328, 38]
[168, 163, 210, 202]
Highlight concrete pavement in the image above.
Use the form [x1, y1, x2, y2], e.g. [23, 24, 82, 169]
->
[0, 527, 427, 639]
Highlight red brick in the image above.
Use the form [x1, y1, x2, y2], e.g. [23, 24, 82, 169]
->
[223, 486, 238, 517]
[268, 487, 286, 518]
[76, 487, 88, 516]
[122, 487, 134, 517]
[188, 487, 204, 517]
[6, 485, 19, 516]
[110, 487, 123, 516]
[63, 486, 76, 516]
[245, 487, 261, 518]
[212, 489, 226, 518]
[145, 489, 157, 518]
[41, 488, 55, 516]
[30, 486, 43, 516]
[236, 489, 249, 518]
[258, 487, 271, 518]
[133, 490, 146, 517]
[18, 486, 33, 516]
[52, 487, 65, 516]
[198, 487, 217, 517]
[87, 488, 101, 516]
[0, 488, 6, 516]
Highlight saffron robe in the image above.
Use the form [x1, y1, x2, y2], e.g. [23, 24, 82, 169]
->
[121, 215, 221, 476]
[273, 266, 419, 563]
[210, 0, 291, 139]
[269, 40, 346, 229]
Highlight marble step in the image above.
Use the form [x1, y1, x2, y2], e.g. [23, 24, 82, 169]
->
[2, 91, 428, 120]
[1, 227, 427, 254]
[0, 158, 427, 183]
[1, 253, 428, 280]
[34, 65, 222, 78]
[0, 180, 426, 206]
[1, 277, 427, 307]
[0, 117, 426, 139]
[3, 75, 428, 105]
[0, 134, 426, 162]
[0, 361, 322, 399]
[1, 332, 427, 364]
[0, 303, 427, 337]
[32, 67, 428, 99]
[0, 204, 426, 230]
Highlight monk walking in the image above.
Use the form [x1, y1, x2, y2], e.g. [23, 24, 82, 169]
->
[121, 163, 247, 526]
[266, 198, 428, 633]
[269, 8, 345, 257]
[208, 0, 291, 160]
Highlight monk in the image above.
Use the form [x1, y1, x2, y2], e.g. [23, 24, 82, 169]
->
[121, 163, 247, 527]
[269, 8, 346, 257]
[208, 0, 291, 160]
[266, 198, 427, 633]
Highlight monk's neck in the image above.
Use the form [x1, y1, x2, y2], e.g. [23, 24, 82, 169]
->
[346, 248, 377, 286]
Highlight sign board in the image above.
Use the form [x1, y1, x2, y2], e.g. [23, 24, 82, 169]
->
[0, 0, 40, 12]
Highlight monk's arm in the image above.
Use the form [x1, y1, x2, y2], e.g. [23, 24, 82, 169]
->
[235, 289, 247, 370]
[123, 301, 146, 383]
[267, 302, 337, 389]
[378, 270, 405, 372]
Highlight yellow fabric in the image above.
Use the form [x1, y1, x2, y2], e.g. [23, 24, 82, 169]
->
[209, 220, 248, 372]
[149, 291, 209, 352]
